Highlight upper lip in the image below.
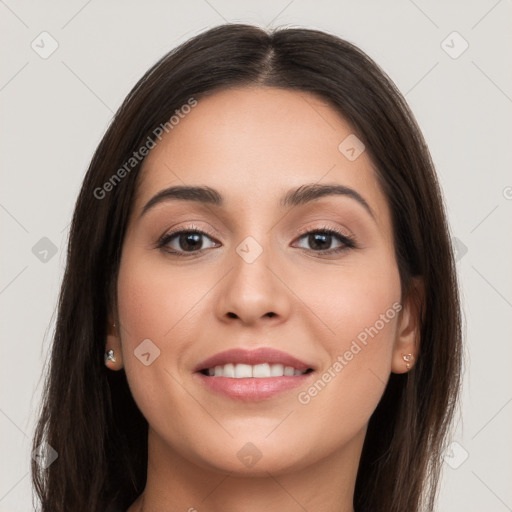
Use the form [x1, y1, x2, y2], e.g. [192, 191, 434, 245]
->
[194, 347, 314, 372]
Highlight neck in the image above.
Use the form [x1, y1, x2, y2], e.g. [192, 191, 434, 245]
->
[129, 426, 364, 512]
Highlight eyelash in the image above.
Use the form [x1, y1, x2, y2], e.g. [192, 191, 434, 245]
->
[156, 224, 357, 258]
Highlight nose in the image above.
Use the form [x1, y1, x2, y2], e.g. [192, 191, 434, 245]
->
[214, 237, 292, 327]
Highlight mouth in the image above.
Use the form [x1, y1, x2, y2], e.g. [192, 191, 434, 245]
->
[199, 363, 314, 378]
[193, 347, 316, 401]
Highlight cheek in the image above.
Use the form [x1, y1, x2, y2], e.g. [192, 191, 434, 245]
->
[115, 248, 220, 404]
[293, 254, 401, 350]
[293, 259, 401, 425]
[116, 250, 205, 342]
[115, 252, 178, 392]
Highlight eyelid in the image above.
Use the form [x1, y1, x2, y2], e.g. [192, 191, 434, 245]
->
[295, 222, 353, 239]
[158, 222, 220, 240]
[158, 222, 353, 242]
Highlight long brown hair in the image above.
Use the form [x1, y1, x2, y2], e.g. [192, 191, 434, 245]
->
[31, 23, 463, 511]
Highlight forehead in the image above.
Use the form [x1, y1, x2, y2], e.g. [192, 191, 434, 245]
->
[133, 86, 388, 224]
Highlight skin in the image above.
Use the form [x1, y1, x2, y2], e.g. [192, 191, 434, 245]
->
[105, 86, 421, 512]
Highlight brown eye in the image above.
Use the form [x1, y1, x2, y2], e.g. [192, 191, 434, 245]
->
[294, 227, 356, 254]
[158, 229, 220, 256]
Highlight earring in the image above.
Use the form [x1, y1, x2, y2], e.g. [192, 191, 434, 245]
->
[105, 349, 116, 366]
[401, 353, 414, 370]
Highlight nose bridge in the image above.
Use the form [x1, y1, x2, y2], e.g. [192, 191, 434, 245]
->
[215, 231, 290, 325]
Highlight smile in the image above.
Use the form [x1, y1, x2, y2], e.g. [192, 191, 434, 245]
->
[200, 363, 313, 378]
[194, 347, 316, 401]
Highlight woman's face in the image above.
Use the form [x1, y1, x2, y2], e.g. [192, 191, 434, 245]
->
[114, 86, 416, 475]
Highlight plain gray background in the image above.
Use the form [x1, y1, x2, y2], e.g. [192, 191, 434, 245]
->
[1, 1, 511, 511]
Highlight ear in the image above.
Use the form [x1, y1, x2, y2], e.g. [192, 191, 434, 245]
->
[391, 277, 424, 374]
[105, 315, 124, 371]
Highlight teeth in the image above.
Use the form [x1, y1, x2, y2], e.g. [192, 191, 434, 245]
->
[205, 363, 308, 378]
[253, 363, 270, 378]
[223, 363, 235, 378]
[235, 363, 252, 378]
[270, 364, 284, 376]
[284, 366, 294, 376]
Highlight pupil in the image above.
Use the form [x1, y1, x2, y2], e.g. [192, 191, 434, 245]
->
[180, 233, 202, 251]
[309, 233, 331, 250]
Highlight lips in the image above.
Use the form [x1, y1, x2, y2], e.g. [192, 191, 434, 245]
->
[193, 347, 316, 401]
[194, 347, 314, 374]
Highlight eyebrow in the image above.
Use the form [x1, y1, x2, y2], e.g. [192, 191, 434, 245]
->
[140, 183, 375, 220]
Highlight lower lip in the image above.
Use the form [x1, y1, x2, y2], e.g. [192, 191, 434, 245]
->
[195, 372, 314, 401]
